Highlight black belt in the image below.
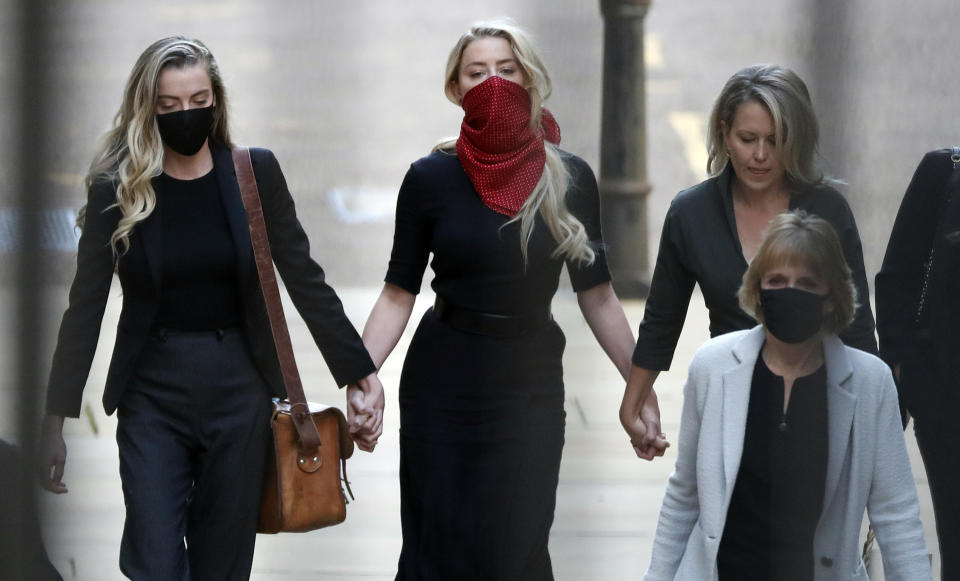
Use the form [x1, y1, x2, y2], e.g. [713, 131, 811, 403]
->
[433, 296, 552, 338]
[153, 327, 240, 342]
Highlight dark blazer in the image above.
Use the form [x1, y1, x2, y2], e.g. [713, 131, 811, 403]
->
[633, 165, 878, 371]
[876, 148, 960, 422]
[45, 144, 375, 418]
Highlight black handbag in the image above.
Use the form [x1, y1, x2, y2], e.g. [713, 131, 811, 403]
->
[914, 146, 960, 324]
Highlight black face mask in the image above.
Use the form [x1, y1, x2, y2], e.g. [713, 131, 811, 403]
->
[156, 105, 214, 156]
[759, 287, 825, 344]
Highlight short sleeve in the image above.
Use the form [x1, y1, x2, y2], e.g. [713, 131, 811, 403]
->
[563, 155, 612, 292]
[385, 164, 432, 294]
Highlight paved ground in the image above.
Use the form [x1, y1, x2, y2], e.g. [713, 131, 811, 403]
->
[7, 283, 936, 580]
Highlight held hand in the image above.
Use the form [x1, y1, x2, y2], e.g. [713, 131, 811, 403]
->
[638, 391, 669, 460]
[346, 372, 385, 453]
[37, 415, 68, 493]
[620, 389, 669, 461]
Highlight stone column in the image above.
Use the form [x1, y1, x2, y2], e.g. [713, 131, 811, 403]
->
[599, 0, 653, 298]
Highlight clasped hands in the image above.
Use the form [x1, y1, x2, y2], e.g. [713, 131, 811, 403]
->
[346, 372, 385, 452]
[620, 389, 670, 461]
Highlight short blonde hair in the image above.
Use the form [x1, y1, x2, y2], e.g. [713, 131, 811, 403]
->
[707, 64, 822, 188]
[738, 210, 856, 333]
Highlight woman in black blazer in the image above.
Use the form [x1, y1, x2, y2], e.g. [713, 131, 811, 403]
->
[37, 36, 384, 580]
[876, 148, 960, 579]
[621, 64, 877, 456]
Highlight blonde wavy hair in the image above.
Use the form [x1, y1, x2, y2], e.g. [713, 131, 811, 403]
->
[435, 19, 594, 266]
[80, 36, 232, 256]
[706, 64, 825, 189]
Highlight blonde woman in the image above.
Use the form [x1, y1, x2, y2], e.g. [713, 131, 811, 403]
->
[622, 64, 877, 455]
[36, 36, 383, 579]
[361, 19, 660, 580]
[646, 211, 929, 581]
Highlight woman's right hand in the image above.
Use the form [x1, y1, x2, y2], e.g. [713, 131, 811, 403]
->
[620, 365, 670, 460]
[347, 373, 385, 453]
[37, 414, 68, 493]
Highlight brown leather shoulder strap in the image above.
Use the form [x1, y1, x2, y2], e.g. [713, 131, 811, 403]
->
[232, 147, 321, 451]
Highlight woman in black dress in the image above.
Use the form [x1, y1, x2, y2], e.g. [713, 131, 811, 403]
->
[621, 64, 877, 454]
[36, 36, 383, 580]
[361, 19, 659, 580]
[876, 147, 960, 579]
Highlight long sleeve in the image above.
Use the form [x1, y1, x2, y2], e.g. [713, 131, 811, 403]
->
[644, 350, 706, 580]
[633, 201, 697, 370]
[866, 370, 932, 580]
[251, 148, 375, 387]
[45, 181, 119, 418]
[832, 198, 878, 355]
[875, 150, 952, 366]
[792, 184, 878, 354]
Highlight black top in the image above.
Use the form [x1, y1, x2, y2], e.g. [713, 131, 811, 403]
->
[385, 149, 611, 310]
[633, 165, 877, 370]
[876, 148, 960, 420]
[718, 355, 829, 581]
[876, 149, 960, 363]
[154, 170, 242, 331]
[46, 145, 376, 417]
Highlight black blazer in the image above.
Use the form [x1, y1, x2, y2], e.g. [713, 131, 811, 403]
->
[633, 164, 878, 371]
[46, 144, 375, 418]
[876, 148, 960, 420]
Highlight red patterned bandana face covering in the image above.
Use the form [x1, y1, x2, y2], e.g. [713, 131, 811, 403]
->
[456, 75, 561, 217]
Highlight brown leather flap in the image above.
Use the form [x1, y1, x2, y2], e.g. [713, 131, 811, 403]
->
[272, 400, 355, 460]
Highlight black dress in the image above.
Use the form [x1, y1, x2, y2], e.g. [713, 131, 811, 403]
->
[633, 164, 877, 371]
[385, 150, 610, 581]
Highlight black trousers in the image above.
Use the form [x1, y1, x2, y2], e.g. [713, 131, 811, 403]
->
[116, 329, 272, 581]
[914, 421, 960, 581]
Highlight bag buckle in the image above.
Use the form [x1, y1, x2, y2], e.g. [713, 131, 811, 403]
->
[296, 450, 322, 473]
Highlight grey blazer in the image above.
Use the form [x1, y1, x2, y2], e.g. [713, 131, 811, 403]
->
[644, 327, 930, 581]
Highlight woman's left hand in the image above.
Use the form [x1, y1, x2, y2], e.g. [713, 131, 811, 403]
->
[347, 372, 385, 452]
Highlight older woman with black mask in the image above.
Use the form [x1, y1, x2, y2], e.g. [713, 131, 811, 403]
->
[645, 211, 929, 581]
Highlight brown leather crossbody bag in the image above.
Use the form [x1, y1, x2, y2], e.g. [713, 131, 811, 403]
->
[232, 147, 354, 533]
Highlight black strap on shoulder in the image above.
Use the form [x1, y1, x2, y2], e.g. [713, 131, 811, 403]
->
[915, 147, 960, 323]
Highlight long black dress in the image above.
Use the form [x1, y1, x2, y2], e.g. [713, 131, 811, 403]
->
[386, 149, 610, 581]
